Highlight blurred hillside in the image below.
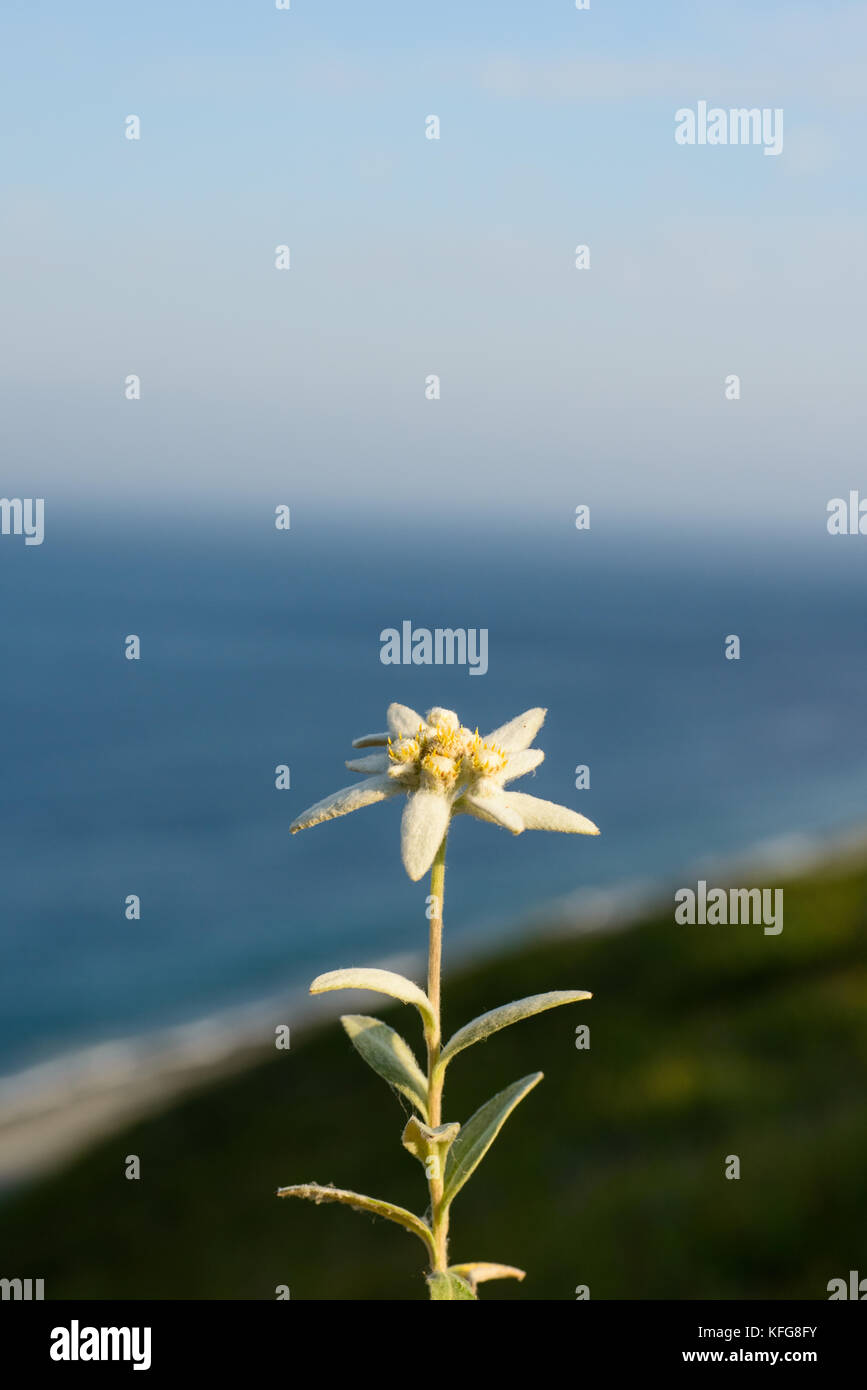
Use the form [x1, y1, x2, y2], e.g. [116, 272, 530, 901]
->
[1, 853, 865, 1300]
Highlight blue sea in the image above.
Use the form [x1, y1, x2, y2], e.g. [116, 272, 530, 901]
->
[2, 510, 867, 1081]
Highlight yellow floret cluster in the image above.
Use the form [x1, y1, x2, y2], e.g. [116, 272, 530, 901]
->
[388, 717, 508, 789]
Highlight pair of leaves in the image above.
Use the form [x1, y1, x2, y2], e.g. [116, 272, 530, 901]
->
[310, 970, 591, 1073]
[311, 966, 590, 1110]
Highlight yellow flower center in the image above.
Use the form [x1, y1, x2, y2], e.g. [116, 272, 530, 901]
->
[388, 736, 420, 764]
[469, 740, 508, 776]
[388, 720, 507, 787]
[420, 751, 459, 786]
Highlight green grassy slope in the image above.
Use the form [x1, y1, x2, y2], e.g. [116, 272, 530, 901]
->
[1, 856, 865, 1300]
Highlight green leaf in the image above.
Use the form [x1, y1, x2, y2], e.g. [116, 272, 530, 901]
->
[449, 1262, 526, 1292]
[438, 991, 591, 1072]
[277, 1182, 434, 1258]
[341, 1014, 429, 1120]
[310, 967, 435, 1032]
[426, 1272, 477, 1300]
[443, 1073, 543, 1206]
[401, 1116, 460, 1170]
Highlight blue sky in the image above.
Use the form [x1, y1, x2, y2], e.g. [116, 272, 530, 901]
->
[1, 1, 865, 530]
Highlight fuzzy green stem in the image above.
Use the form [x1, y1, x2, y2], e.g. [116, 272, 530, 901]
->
[425, 831, 449, 1275]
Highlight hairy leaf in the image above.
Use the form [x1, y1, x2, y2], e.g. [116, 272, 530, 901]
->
[401, 1116, 460, 1168]
[449, 1262, 526, 1291]
[277, 1182, 434, 1257]
[443, 1073, 543, 1206]
[310, 967, 435, 1032]
[341, 1014, 429, 1119]
[438, 991, 591, 1071]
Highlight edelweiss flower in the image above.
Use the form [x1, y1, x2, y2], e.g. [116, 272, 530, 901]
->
[290, 703, 599, 881]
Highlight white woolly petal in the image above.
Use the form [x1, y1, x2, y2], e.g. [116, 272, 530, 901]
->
[400, 788, 451, 881]
[290, 775, 401, 832]
[387, 703, 426, 738]
[351, 731, 390, 748]
[388, 763, 418, 783]
[459, 789, 525, 835]
[345, 753, 390, 774]
[501, 791, 599, 835]
[483, 707, 547, 753]
[502, 748, 544, 782]
[425, 707, 459, 729]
